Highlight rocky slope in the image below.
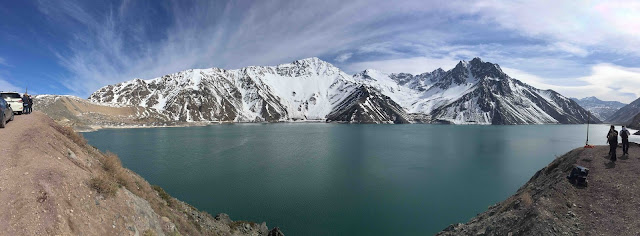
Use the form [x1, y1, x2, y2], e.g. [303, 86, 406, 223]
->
[33, 95, 179, 131]
[89, 57, 597, 125]
[0, 112, 283, 235]
[629, 113, 640, 131]
[607, 97, 640, 124]
[89, 58, 405, 124]
[571, 97, 626, 121]
[438, 144, 640, 235]
[358, 58, 598, 124]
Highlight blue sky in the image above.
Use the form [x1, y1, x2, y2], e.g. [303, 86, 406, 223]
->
[1, 0, 639, 103]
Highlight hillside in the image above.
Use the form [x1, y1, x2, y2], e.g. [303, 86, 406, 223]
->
[33, 95, 201, 131]
[88, 57, 597, 125]
[630, 113, 640, 131]
[438, 144, 640, 235]
[571, 97, 626, 121]
[0, 112, 283, 235]
[607, 97, 640, 124]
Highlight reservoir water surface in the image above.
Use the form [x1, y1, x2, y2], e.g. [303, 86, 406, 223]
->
[83, 124, 639, 235]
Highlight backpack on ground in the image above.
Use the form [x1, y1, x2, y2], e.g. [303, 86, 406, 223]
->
[567, 165, 589, 187]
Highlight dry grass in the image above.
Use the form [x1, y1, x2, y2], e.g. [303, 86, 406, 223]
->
[89, 174, 118, 197]
[152, 185, 175, 207]
[58, 123, 206, 235]
[142, 229, 157, 236]
[53, 124, 88, 147]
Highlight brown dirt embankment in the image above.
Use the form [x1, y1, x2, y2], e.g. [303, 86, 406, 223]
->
[438, 143, 640, 236]
[0, 112, 283, 235]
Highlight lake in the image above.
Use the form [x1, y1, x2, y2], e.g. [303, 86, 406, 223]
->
[82, 124, 639, 235]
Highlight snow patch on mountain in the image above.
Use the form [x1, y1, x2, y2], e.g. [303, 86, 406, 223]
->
[89, 57, 596, 125]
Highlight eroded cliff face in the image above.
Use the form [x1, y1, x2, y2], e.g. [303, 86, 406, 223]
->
[0, 112, 282, 235]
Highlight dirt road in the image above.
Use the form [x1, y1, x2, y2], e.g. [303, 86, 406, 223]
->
[0, 112, 154, 235]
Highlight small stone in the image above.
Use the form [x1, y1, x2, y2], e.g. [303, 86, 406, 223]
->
[24, 172, 29, 175]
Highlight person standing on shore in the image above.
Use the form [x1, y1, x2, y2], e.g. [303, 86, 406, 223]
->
[607, 125, 618, 161]
[621, 126, 630, 155]
[28, 95, 33, 113]
[21, 93, 29, 114]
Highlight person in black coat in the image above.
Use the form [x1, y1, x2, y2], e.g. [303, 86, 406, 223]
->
[21, 93, 29, 114]
[27, 95, 33, 113]
[621, 126, 630, 155]
[607, 125, 618, 161]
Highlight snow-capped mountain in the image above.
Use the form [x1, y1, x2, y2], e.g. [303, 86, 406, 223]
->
[354, 58, 597, 124]
[606, 97, 640, 124]
[90, 58, 408, 124]
[89, 57, 597, 125]
[570, 97, 626, 121]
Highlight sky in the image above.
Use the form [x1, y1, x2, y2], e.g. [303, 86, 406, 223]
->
[0, 0, 639, 103]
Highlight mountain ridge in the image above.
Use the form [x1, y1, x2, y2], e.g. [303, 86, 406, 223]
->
[571, 96, 627, 121]
[606, 97, 640, 124]
[85, 57, 599, 125]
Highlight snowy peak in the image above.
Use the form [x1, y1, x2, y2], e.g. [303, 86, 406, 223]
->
[89, 57, 595, 125]
[274, 57, 342, 77]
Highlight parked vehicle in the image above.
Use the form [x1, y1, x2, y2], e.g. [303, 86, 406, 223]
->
[0, 92, 24, 115]
[0, 97, 14, 128]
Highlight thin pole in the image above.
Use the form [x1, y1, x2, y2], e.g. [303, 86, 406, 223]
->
[585, 111, 593, 148]
[586, 113, 590, 146]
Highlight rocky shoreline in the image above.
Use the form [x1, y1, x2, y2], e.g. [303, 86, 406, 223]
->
[437, 143, 640, 235]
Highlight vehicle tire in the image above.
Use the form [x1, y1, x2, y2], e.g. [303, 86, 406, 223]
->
[9, 112, 14, 121]
[17, 111, 22, 115]
[0, 114, 5, 128]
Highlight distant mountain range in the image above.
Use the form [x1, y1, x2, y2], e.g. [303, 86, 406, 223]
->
[88, 57, 598, 125]
[607, 97, 640, 125]
[571, 97, 627, 121]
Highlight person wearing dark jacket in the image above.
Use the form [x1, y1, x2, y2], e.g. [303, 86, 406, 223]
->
[621, 126, 630, 155]
[607, 125, 619, 161]
[28, 95, 33, 113]
[21, 93, 29, 114]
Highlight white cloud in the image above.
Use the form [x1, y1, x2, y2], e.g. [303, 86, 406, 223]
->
[465, 0, 640, 55]
[39, 0, 455, 96]
[334, 53, 353, 63]
[550, 42, 589, 57]
[0, 57, 9, 67]
[0, 78, 20, 92]
[34, 0, 640, 101]
[503, 65, 640, 103]
[345, 57, 459, 75]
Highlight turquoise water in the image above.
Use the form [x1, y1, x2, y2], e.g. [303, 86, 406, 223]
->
[82, 124, 638, 235]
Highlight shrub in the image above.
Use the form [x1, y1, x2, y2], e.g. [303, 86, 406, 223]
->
[89, 174, 118, 197]
[102, 152, 123, 173]
[152, 185, 174, 207]
[142, 229, 156, 236]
